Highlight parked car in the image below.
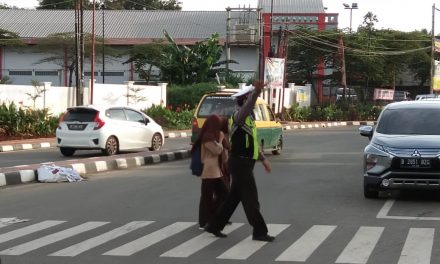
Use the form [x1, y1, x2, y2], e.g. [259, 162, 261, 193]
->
[191, 88, 283, 155]
[56, 105, 164, 156]
[336, 87, 357, 102]
[414, 94, 438, 100]
[359, 100, 440, 198]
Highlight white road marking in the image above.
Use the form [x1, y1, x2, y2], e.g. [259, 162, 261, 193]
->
[398, 228, 434, 264]
[160, 223, 243, 258]
[50, 221, 153, 257]
[217, 224, 289, 260]
[103, 222, 194, 256]
[276, 225, 336, 262]
[377, 199, 440, 221]
[0, 221, 108, 255]
[335, 226, 384, 264]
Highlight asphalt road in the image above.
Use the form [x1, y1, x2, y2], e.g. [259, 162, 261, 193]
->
[2, 127, 440, 264]
[0, 137, 191, 170]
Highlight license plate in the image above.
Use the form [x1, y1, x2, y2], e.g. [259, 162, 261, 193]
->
[400, 158, 431, 169]
[68, 124, 86, 130]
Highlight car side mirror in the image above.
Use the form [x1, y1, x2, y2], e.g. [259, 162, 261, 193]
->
[144, 118, 150, 125]
[359, 125, 373, 140]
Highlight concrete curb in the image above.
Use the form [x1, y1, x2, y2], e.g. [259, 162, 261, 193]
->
[281, 121, 376, 130]
[0, 130, 192, 153]
[0, 149, 191, 187]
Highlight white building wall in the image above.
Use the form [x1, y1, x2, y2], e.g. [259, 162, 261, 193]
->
[0, 82, 167, 115]
[1, 46, 259, 85]
[2, 47, 133, 86]
[222, 46, 259, 80]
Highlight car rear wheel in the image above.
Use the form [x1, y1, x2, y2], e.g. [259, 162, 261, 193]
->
[364, 184, 379, 199]
[102, 136, 119, 156]
[272, 136, 283, 155]
[60, 147, 76, 157]
[149, 133, 163, 151]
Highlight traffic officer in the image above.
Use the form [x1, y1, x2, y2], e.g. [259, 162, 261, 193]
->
[204, 80, 274, 242]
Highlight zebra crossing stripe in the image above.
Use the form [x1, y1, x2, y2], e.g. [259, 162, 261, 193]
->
[49, 221, 154, 257]
[0, 220, 65, 244]
[160, 223, 244, 258]
[0, 221, 109, 255]
[103, 222, 195, 256]
[335, 226, 384, 264]
[398, 228, 434, 264]
[275, 225, 336, 262]
[217, 224, 290, 260]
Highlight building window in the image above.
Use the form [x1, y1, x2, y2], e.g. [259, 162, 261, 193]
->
[35, 71, 58, 76]
[103, 72, 124, 76]
[84, 72, 99, 76]
[9, 70, 32, 76]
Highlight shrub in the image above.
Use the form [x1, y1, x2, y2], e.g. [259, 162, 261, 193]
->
[0, 102, 59, 138]
[167, 82, 220, 110]
[143, 105, 194, 130]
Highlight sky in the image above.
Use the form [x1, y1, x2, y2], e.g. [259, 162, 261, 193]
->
[1, 0, 438, 33]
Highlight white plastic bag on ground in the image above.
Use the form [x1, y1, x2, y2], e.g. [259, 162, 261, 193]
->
[37, 164, 83, 183]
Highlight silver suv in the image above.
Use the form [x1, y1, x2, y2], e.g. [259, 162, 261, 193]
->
[359, 100, 440, 198]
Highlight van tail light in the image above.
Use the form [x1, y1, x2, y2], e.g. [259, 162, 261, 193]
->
[192, 117, 198, 129]
[191, 117, 200, 143]
[57, 112, 66, 130]
[94, 112, 105, 130]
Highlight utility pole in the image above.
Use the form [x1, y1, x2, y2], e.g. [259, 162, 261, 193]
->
[75, 0, 81, 106]
[343, 3, 358, 34]
[431, 4, 439, 94]
[101, 1, 105, 83]
[91, 0, 96, 104]
[79, 0, 85, 105]
[269, 0, 274, 57]
[225, 7, 231, 81]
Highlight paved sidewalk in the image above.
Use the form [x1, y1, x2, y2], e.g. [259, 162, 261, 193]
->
[0, 121, 375, 187]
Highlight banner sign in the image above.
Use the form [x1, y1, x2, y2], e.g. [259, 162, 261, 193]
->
[374, 88, 394, 100]
[434, 60, 440, 92]
[264, 58, 285, 113]
[264, 57, 285, 91]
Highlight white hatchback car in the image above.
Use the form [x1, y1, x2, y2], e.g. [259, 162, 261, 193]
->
[56, 105, 164, 156]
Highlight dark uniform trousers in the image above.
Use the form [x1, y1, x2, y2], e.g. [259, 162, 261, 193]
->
[207, 156, 269, 237]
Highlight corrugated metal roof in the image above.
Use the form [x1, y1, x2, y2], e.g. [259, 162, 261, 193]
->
[0, 9, 240, 41]
[0, 5, 325, 44]
[258, 0, 325, 13]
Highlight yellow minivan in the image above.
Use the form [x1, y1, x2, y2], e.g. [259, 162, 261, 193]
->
[191, 89, 283, 155]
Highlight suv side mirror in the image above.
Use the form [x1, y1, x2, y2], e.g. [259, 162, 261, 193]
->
[359, 126, 373, 140]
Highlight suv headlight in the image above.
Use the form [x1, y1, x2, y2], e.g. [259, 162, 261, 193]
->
[364, 144, 393, 174]
[366, 153, 378, 170]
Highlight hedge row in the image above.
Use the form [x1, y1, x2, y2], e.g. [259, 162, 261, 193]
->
[0, 83, 383, 139]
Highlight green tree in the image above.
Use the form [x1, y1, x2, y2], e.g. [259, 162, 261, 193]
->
[38, 0, 76, 9]
[123, 41, 167, 84]
[105, 0, 181, 10]
[32, 32, 119, 87]
[286, 26, 338, 88]
[0, 28, 23, 46]
[161, 30, 235, 85]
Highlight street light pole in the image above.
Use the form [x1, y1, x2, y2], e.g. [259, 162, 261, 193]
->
[101, 1, 105, 83]
[343, 3, 358, 34]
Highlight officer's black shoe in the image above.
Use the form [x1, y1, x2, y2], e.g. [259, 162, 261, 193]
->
[252, 234, 275, 242]
[204, 226, 227, 238]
